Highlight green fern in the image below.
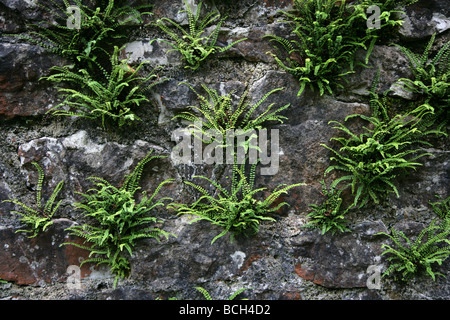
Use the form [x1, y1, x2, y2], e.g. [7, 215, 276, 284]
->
[321, 73, 446, 208]
[173, 82, 290, 149]
[394, 34, 450, 130]
[151, 0, 246, 70]
[61, 150, 175, 288]
[170, 163, 304, 244]
[359, 0, 419, 32]
[265, 0, 374, 96]
[8, 0, 152, 67]
[430, 196, 450, 221]
[3, 162, 64, 238]
[323, 97, 442, 208]
[195, 286, 248, 300]
[304, 180, 353, 235]
[265, 0, 418, 96]
[43, 46, 167, 129]
[378, 219, 450, 282]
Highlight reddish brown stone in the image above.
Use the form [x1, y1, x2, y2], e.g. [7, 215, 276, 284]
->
[295, 264, 325, 286]
[280, 291, 303, 300]
[0, 219, 93, 285]
[239, 253, 262, 275]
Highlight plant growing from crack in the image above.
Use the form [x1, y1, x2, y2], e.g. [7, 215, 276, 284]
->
[322, 73, 443, 209]
[378, 219, 450, 282]
[61, 150, 174, 288]
[394, 33, 450, 131]
[43, 46, 167, 129]
[8, 0, 152, 68]
[304, 180, 353, 235]
[3, 162, 64, 238]
[170, 162, 304, 244]
[151, 0, 246, 70]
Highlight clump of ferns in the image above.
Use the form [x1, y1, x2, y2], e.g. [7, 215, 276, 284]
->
[151, 0, 246, 70]
[42, 46, 167, 129]
[169, 162, 304, 244]
[264, 0, 419, 96]
[10, 0, 152, 68]
[3, 162, 64, 238]
[172, 82, 290, 142]
[62, 150, 175, 288]
[264, 0, 375, 96]
[377, 218, 450, 282]
[170, 83, 302, 243]
[322, 75, 444, 209]
[430, 195, 450, 221]
[394, 33, 450, 131]
[304, 180, 353, 235]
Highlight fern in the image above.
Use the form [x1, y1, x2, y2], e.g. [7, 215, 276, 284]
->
[265, 0, 418, 96]
[173, 83, 289, 151]
[394, 34, 450, 130]
[323, 87, 442, 208]
[3, 162, 64, 238]
[359, 0, 419, 31]
[43, 46, 167, 129]
[151, 0, 246, 70]
[430, 196, 450, 221]
[62, 150, 175, 288]
[170, 164, 304, 244]
[170, 81, 300, 244]
[195, 286, 248, 300]
[265, 0, 373, 96]
[304, 180, 353, 235]
[8, 0, 152, 67]
[378, 219, 450, 282]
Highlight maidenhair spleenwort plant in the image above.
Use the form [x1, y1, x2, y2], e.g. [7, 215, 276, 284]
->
[377, 219, 450, 282]
[360, 0, 419, 37]
[62, 150, 175, 288]
[43, 46, 167, 129]
[2, 162, 64, 238]
[265, 0, 418, 96]
[169, 163, 304, 244]
[173, 82, 290, 145]
[430, 195, 450, 221]
[156, 286, 249, 300]
[322, 101, 441, 209]
[304, 180, 353, 235]
[194, 286, 248, 300]
[151, 0, 246, 70]
[10, 0, 152, 66]
[394, 33, 450, 130]
[265, 0, 372, 96]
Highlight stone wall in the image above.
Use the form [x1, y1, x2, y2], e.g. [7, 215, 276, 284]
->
[0, 0, 449, 300]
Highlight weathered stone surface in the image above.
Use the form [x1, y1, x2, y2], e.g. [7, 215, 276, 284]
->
[220, 24, 283, 63]
[291, 221, 388, 288]
[400, 0, 450, 39]
[0, 219, 92, 285]
[122, 40, 182, 67]
[343, 45, 413, 99]
[16, 130, 179, 207]
[0, 42, 63, 118]
[0, 0, 45, 23]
